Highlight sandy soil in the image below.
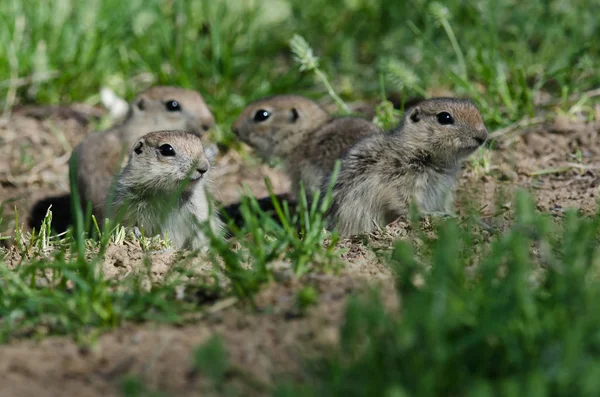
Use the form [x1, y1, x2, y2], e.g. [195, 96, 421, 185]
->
[0, 101, 598, 396]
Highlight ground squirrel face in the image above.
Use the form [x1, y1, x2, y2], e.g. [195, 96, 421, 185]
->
[231, 95, 329, 158]
[131, 86, 215, 136]
[125, 130, 210, 193]
[399, 98, 488, 162]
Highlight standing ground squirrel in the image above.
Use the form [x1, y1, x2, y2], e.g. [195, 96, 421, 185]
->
[231, 95, 382, 198]
[324, 98, 488, 236]
[70, 86, 215, 221]
[111, 130, 223, 250]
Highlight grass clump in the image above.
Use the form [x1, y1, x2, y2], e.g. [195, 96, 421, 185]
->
[204, 169, 342, 302]
[1, 191, 197, 341]
[276, 191, 600, 396]
[0, 231, 207, 342]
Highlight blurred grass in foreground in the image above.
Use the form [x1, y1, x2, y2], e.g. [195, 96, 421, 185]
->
[180, 192, 600, 397]
[286, 193, 599, 396]
[121, 191, 600, 396]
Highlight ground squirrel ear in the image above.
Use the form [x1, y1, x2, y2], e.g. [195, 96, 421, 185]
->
[133, 141, 144, 155]
[409, 107, 421, 123]
[290, 108, 299, 123]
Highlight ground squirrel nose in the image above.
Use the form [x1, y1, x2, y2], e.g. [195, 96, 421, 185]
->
[197, 163, 209, 175]
[474, 129, 488, 146]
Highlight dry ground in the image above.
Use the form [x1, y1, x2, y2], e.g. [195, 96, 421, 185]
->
[0, 101, 598, 396]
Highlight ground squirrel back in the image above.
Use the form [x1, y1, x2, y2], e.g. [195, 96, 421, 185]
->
[324, 97, 488, 236]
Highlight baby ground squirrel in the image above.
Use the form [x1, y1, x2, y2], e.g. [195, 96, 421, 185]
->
[324, 97, 488, 236]
[111, 130, 223, 250]
[70, 86, 215, 221]
[231, 95, 382, 199]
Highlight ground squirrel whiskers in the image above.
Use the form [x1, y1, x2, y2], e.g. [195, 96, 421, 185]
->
[111, 130, 223, 250]
[324, 97, 488, 236]
[70, 86, 215, 221]
[231, 95, 382, 198]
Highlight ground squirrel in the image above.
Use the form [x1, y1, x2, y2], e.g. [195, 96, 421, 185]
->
[111, 130, 223, 250]
[231, 95, 383, 199]
[70, 86, 215, 221]
[324, 97, 488, 236]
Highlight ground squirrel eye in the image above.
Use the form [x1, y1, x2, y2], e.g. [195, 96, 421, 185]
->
[436, 112, 454, 125]
[134, 141, 143, 154]
[290, 108, 299, 122]
[165, 100, 181, 112]
[253, 109, 271, 122]
[159, 144, 176, 156]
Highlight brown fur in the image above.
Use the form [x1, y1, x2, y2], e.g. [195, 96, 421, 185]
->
[70, 86, 215, 221]
[231, 95, 382, 198]
[324, 97, 489, 236]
